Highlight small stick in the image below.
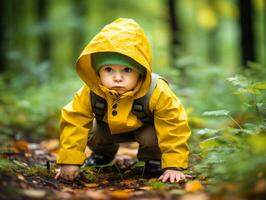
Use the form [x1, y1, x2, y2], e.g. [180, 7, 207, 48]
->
[37, 176, 58, 188]
[46, 160, 50, 172]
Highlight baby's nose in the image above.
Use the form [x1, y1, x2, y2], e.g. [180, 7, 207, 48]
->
[114, 73, 123, 81]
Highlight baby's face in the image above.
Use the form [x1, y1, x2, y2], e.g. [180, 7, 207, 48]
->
[99, 65, 140, 95]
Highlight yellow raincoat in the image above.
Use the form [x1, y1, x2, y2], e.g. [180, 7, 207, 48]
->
[57, 18, 191, 169]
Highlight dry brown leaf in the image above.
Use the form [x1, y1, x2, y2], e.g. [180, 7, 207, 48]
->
[253, 179, 266, 194]
[120, 179, 137, 185]
[185, 180, 204, 193]
[13, 140, 29, 153]
[85, 190, 107, 200]
[109, 190, 130, 199]
[40, 139, 59, 151]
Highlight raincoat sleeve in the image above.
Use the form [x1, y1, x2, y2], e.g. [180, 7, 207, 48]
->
[150, 79, 191, 169]
[57, 85, 94, 165]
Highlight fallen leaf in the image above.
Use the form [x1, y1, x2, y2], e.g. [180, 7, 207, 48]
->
[120, 179, 137, 185]
[17, 174, 25, 181]
[21, 189, 46, 198]
[139, 186, 152, 191]
[84, 183, 99, 188]
[185, 180, 204, 193]
[61, 187, 75, 193]
[13, 140, 29, 153]
[253, 179, 266, 194]
[40, 139, 59, 151]
[109, 190, 130, 199]
[85, 190, 107, 200]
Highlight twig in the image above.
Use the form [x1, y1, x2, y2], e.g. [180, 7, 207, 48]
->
[46, 160, 50, 172]
[228, 115, 243, 130]
[36, 176, 58, 189]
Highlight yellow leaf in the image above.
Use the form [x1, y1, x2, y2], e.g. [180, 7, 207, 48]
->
[109, 190, 130, 199]
[84, 183, 99, 188]
[185, 180, 204, 192]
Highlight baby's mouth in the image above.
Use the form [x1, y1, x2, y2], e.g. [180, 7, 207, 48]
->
[112, 86, 124, 89]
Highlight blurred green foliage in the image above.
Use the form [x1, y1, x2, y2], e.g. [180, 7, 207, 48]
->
[190, 69, 266, 194]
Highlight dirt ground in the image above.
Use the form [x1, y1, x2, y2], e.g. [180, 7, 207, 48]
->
[0, 139, 264, 200]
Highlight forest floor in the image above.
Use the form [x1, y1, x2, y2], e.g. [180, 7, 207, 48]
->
[0, 139, 264, 200]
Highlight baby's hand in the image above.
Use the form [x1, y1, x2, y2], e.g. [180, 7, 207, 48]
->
[55, 165, 79, 180]
[158, 169, 192, 183]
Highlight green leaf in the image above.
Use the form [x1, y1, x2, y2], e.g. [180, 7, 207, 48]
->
[202, 110, 229, 117]
[253, 82, 266, 90]
[227, 74, 248, 87]
[199, 136, 222, 149]
[246, 87, 261, 94]
[197, 128, 220, 135]
[149, 180, 167, 189]
[134, 161, 145, 167]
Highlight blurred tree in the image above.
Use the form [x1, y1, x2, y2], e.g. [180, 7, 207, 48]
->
[0, 0, 6, 72]
[167, 0, 180, 69]
[239, 0, 255, 67]
[37, 0, 51, 63]
[71, 0, 87, 60]
[48, 0, 75, 77]
[206, 1, 219, 65]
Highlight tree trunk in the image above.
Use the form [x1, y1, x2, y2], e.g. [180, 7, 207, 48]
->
[37, 0, 50, 62]
[239, 0, 255, 67]
[167, 0, 180, 68]
[0, 0, 6, 72]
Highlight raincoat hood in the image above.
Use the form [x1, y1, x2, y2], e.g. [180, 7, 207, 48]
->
[76, 18, 152, 98]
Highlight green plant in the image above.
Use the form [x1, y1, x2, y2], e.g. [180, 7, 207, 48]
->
[194, 71, 266, 195]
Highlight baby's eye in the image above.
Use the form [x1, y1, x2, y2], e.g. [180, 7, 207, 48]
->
[123, 67, 132, 73]
[104, 67, 113, 72]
